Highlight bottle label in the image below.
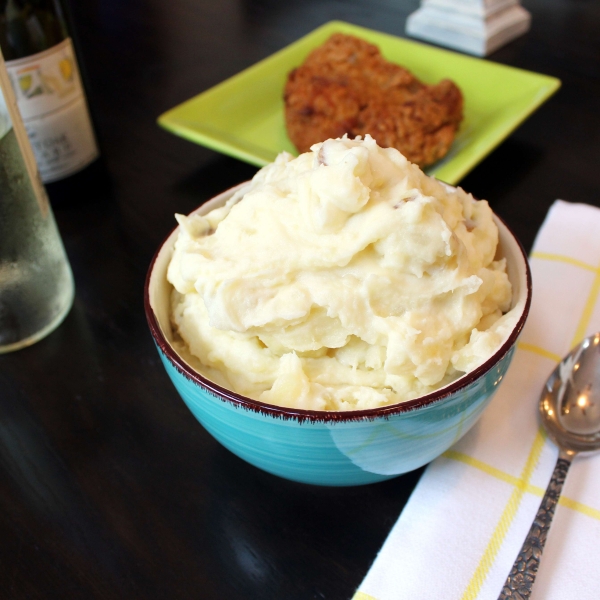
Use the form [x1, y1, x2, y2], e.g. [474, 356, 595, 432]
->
[5, 38, 99, 183]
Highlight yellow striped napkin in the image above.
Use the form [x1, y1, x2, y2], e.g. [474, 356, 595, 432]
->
[354, 200, 600, 600]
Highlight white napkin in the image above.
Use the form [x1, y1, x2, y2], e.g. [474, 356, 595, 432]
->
[353, 200, 600, 600]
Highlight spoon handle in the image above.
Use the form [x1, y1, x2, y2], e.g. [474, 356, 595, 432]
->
[498, 452, 572, 599]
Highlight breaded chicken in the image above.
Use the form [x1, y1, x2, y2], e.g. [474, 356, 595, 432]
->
[284, 33, 463, 167]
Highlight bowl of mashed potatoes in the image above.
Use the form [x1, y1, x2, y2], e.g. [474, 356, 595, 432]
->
[145, 136, 531, 486]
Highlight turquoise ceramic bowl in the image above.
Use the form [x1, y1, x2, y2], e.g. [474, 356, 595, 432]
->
[145, 184, 531, 486]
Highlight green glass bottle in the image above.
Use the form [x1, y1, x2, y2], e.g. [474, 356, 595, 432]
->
[0, 0, 101, 202]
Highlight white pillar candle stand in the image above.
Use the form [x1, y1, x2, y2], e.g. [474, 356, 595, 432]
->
[406, 0, 531, 56]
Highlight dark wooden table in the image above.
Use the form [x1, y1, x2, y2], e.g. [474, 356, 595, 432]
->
[1, 1, 599, 598]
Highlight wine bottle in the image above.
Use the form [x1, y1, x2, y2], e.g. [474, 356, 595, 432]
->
[0, 0, 102, 203]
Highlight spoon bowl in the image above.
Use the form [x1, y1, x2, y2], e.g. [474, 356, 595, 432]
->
[542, 331, 600, 452]
[499, 332, 600, 599]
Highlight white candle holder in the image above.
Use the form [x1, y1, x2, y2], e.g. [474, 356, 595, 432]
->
[406, 0, 531, 56]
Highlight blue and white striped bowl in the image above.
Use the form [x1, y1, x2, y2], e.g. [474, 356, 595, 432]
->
[145, 183, 531, 486]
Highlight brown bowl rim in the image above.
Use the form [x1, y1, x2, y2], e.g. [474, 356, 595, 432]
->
[144, 185, 532, 424]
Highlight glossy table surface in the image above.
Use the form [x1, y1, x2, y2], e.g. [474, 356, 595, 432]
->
[1, 1, 599, 598]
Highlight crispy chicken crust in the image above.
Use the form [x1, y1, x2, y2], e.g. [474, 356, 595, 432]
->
[284, 33, 464, 167]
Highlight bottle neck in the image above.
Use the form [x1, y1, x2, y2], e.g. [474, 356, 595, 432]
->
[0, 0, 67, 60]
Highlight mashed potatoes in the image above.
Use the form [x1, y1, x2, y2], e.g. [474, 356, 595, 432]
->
[167, 135, 517, 411]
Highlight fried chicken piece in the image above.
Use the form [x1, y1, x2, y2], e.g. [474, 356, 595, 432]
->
[284, 33, 463, 167]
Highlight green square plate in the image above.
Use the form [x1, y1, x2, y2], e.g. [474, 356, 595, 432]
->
[157, 21, 560, 185]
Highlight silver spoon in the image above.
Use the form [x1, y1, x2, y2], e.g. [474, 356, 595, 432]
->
[499, 332, 600, 599]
